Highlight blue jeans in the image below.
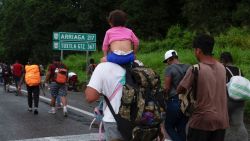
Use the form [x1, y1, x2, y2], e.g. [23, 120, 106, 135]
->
[49, 82, 67, 97]
[56, 95, 61, 106]
[165, 95, 188, 141]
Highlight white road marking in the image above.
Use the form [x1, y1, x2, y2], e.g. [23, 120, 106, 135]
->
[9, 86, 94, 117]
[12, 133, 102, 141]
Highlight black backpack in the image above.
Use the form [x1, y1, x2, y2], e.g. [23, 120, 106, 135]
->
[2, 64, 11, 76]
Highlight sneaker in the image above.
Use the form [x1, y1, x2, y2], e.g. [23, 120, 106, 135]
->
[63, 111, 68, 117]
[56, 105, 62, 109]
[27, 108, 32, 112]
[48, 109, 56, 114]
[63, 108, 68, 117]
[34, 110, 38, 115]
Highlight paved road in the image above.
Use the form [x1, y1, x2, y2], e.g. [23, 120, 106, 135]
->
[0, 85, 100, 141]
[2, 84, 250, 141]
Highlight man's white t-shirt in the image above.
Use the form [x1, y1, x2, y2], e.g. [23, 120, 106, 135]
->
[87, 62, 125, 122]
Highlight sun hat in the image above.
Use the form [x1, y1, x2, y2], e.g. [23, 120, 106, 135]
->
[163, 50, 178, 63]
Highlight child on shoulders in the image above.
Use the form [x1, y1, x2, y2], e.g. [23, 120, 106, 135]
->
[101, 9, 139, 65]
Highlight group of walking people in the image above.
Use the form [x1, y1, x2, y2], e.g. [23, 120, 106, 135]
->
[1, 57, 69, 117]
[163, 34, 248, 141]
[85, 9, 248, 141]
[0, 60, 23, 94]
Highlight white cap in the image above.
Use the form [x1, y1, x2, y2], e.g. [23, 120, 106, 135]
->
[134, 60, 144, 67]
[163, 50, 178, 63]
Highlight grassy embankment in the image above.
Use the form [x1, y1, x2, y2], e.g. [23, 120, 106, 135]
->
[63, 26, 250, 115]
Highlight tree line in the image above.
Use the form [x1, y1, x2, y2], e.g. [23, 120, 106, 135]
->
[0, 0, 249, 64]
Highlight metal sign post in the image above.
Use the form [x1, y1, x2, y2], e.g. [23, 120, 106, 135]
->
[60, 50, 63, 61]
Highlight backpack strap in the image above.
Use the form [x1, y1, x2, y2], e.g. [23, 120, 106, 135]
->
[192, 64, 199, 100]
[104, 95, 118, 121]
[225, 67, 234, 77]
[109, 83, 123, 101]
[225, 66, 242, 82]
[103, 83, 123, 115]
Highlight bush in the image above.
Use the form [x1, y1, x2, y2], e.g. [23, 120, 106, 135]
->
[139, 25, 195, 53]
[165, 25, 195, 49]
[215, 27, 250, 49]
[63, 51, 102, 83]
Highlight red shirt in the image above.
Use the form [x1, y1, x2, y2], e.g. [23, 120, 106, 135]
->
[12, 63, 23, 77]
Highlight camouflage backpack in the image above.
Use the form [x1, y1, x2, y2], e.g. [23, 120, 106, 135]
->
[118, 66, 165, 141]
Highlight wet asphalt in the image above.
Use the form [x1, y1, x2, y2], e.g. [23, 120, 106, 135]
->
[0, 85, 98, 141]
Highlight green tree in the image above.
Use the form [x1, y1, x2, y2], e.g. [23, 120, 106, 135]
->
[121, 0, 185, 40]
[183, 0, 240, 33]
[232, 0, 250, 27]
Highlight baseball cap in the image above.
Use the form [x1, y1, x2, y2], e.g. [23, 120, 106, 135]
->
[163, 50, 178, 63]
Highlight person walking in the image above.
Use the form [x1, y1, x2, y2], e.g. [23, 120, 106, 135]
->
[163, 50, 189, 141]
[18, 59, 41, 115]
[2, 63, 12, 92]
[87, 58, 97, 79]
[45, 56, 68, 117]
[12, 60, 23, 96]
[177, 34, 229, 141]
[68, 71, 78, 91]
[85, 62, 126, 141]
[0, 60, 4, 84]
[220, 52, 248, 141]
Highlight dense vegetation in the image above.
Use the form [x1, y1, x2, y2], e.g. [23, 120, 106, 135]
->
[65, 26, 250, 83]
[0, 0, 249, 64]
[63, 26, 250, 116]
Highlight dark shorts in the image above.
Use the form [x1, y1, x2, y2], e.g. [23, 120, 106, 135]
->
[13, 76, 21, 84]
[107, 52, 135, 65]
[49, 82, 67, 97]
[3, 76, 11, 85]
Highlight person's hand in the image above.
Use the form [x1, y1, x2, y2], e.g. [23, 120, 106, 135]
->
[45, 83, 50, 90]
[18, 85, 21, 91]
[100, 57, 107, 62]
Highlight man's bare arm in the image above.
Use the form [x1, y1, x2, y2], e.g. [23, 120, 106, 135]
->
[85, 86, 100, 103]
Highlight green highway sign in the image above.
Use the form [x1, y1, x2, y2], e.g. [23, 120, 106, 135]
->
[53, 32, 96, 42]
[53, 41, 96, 51]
